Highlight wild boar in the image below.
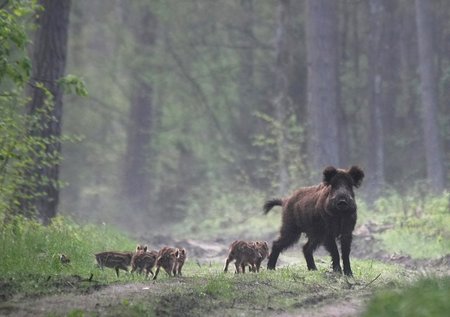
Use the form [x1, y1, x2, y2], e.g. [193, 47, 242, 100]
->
[174, 248, 187, 276]
[249, 241, 269, 272]
[264, 166, 364, 276]
[94, 251, 133, 277]
[131, 245, 158, 278]
[224, 240, 261, 274]
[153, 247, 179, 280]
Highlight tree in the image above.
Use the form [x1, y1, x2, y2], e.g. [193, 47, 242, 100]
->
[415, 0, 445, 192]
[121, 4, 157, 213]
[231, 0, 258, 186]
[273, 0, 292, 193]
[366, 0, 399, 201]
[306, 0, 340, 172]
[18, 0, 71, 224]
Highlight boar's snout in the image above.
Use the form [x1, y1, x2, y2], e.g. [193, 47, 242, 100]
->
[332, 194, 355, 212]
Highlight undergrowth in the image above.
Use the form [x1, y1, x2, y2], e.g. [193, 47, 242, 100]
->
[363, 276, 450, 317]
[358, 191, 450, 259]
[0, 215, 136, 297]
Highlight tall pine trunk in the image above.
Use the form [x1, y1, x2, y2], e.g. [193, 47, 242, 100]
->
[234, 0, 257, 185]
[366, 0, 388, 201]
[306, 0, 340, 173]
[19, 0, 71, 224]
[415, 0, 445, 192]
[273, 0, 291, 193]
[122, 6, 157, 212]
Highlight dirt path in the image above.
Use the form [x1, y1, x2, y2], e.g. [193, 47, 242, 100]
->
[0, 282, 158, 316]
[279, 296, 368, 317]
[0, 281, 369, 317]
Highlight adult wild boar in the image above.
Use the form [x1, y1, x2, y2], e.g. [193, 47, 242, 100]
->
[264, 166, 364, 276]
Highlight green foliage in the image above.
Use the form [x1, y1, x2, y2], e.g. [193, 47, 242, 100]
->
[0, 86, 75, 217]
[0, 1, 87, 219]
[58, 74, 88, 96]
[253, 111, 308, 189]
[358, 191, 450, 259]
[363, 277, 450, 317]
[171, 184, 279, 240]
[0, 1, 39, 214]
[0, 0, 38, 87]
[0, 214, 135, 294]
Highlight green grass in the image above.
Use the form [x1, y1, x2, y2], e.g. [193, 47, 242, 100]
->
[1, 191, 449, 315]
[358, 192, 450, 259]
[0, 215, 136, 297]
[98, 260, 408, 317]
[363, 277, 450, 317]
[0, 211, 431, 316]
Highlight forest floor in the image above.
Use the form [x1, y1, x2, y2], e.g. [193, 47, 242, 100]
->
[0, 223, 449, 317]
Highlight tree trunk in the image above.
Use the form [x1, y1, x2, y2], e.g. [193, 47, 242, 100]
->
[415, 0, 445, 192]
[273, 0, 291, 194]
[19, 0, 71, 224]
[306, 0, 340, 173]
[366, 0, 388, 201]
[233, 0, 257, 185]
[122, 5, 157, 212]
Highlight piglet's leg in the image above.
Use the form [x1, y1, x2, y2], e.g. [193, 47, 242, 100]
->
[224, 257, 233, 273]
[153, 266, 161, 280]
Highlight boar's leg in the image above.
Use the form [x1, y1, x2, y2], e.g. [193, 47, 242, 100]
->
[340, 234, 353, 276]
[302, 238, 320, 271]
[268, 226, 301, 270]
[324, 236, 342, 273]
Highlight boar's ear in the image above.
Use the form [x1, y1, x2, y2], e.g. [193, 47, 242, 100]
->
[348, 166, 364, 188]
[323, 166, 338, 184]
[144, 245, 148, 252]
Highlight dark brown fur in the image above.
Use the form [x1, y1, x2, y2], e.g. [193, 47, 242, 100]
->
[153, 247, 179, 280]
[224, 240, 261, 273]
[95, 251, 133, 277]
[264, 166, 364, 276]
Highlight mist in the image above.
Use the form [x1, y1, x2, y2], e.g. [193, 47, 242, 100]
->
[59, 0, 450, 237]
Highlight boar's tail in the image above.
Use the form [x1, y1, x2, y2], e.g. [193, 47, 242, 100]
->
[263, 198, 283, 214]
